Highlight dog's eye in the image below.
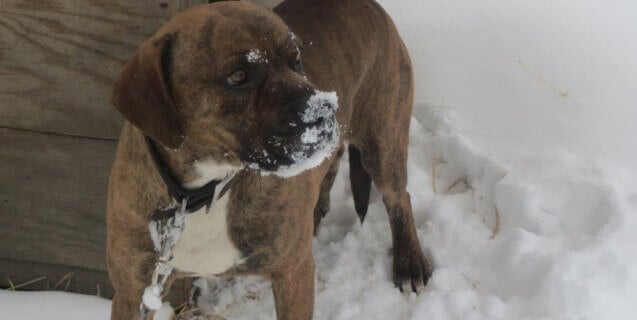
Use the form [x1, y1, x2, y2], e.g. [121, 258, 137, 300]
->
[227, 70, 249, 86]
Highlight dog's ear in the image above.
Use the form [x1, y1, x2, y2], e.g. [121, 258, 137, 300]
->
[111, 33, 184, 150]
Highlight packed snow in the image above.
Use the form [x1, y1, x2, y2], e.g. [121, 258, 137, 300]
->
[0, 290, 110, 320]
[3, 0, 637, 319]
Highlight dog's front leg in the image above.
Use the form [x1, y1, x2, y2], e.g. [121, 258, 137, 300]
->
[110, 269, 154, 320]
[111, 292, 144, 320]
[109, 251, 179, 320]
[271, 256, 315, 320]
[107, 213, 166, 320]
[108, 251, 156, 319]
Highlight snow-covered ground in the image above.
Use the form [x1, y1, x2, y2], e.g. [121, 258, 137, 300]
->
[0, 290, 111, 319]
[3, 0, 637, 319]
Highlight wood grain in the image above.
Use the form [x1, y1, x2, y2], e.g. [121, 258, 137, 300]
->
[0, 127, 116, 271]
[188, 0, 285, 9]
[0, 0, 178, 140]
[0, 257, 113, 297]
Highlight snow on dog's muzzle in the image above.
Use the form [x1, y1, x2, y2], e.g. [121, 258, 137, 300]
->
[300, 91, 338, 145]
[261, 90, 340, 178]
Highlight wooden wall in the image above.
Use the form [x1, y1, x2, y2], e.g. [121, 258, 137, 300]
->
[0, 0, 281, 298]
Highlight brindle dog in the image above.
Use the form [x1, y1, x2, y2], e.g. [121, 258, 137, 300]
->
[107, 0, 432, 319]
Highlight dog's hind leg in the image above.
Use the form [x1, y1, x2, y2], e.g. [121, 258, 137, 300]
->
[348, 41, 433, 293]
[351, 131, 433, 293]
[313, 145, 344, 234]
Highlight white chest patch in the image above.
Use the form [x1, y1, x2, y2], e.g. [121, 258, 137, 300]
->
[169, 191, 244, 277]
[186, 159, 242, 189]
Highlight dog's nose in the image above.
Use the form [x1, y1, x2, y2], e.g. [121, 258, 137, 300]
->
[317, 100, 335, 112]
[299, 92, 337, 127]
[273, 100, 312, 135]
[282, 98, 311, 123]
[301, 113, 327, 127]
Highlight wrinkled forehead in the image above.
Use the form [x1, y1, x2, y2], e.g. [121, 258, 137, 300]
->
[212, 16, 292, 54]
[181, 5, 297, 68]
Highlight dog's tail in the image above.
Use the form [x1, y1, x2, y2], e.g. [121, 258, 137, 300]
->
[349, 146, 372, 223]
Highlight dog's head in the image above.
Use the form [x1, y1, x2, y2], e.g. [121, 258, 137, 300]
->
[111, 2, 338, 176]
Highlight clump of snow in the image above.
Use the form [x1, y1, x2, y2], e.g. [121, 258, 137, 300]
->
[148, 211, 186, 253]
[289, 30, 298, 42]
[153, 303, 174, 320]
[142, 286, 164, 310]
[261, 90, 340, 178]
[300, 126, 322, 144]
[300, 91, 338, 124]
[246, 49, 263, 63]
[145, 210, 187, 313]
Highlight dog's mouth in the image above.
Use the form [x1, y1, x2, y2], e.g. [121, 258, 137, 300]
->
[244, 91, 340, 177]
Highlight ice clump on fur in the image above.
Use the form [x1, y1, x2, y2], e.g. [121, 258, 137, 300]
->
[246, 49, 261, 62]
[246, 49, 267, 63]
[263, 90, 340, 178]
[301, 91, 338, 123]
[289, 30, 298, 41]
[153, 302, 174, 320]
[142, 287, 163, 310]
[148, 211, 185, 252]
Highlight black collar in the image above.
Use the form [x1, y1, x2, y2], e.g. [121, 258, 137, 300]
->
[145, 135, 223, 221]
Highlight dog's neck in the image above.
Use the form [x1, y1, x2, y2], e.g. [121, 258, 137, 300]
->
[153, 142, 242, 190]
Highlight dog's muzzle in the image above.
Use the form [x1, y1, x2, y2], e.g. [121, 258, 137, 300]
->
[248, 90, 340, 175]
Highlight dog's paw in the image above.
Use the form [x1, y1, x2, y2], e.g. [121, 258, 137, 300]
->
[392, 244, 433, 294]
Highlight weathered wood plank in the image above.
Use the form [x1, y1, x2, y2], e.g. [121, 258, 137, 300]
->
[250, 0, 285, 8]
[0, 257, 113, 298]
[0, 0, 178, 140]
[0, 127, 117, 271]
[190, 0, 284, 9]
